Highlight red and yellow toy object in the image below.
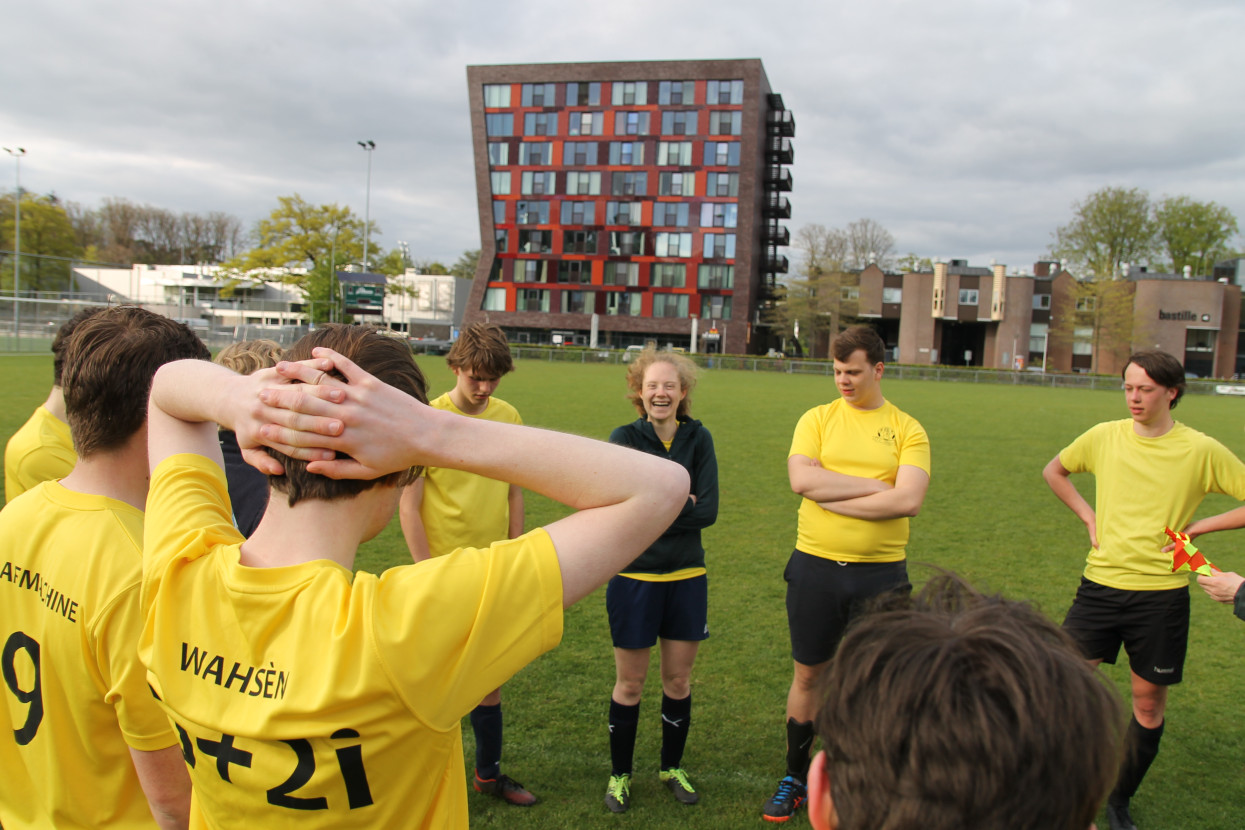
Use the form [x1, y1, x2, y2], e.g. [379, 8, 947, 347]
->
[1164, 527, 1216, 576]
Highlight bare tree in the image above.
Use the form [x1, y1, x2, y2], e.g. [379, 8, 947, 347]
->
[845, 218, 896, 270]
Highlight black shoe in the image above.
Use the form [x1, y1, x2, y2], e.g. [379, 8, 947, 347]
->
[1106, 799, 1138, 830]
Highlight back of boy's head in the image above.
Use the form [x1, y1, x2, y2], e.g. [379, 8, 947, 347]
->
[61, 306, 211, 457]
[51, 306, 107, 387]
[816, 573, 1122, 830]
[214, 339, 284, 376]
[445, 323, 513, 377]
[267, 325, 428, 506]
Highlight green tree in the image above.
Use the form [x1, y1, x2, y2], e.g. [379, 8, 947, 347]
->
[221, 195, 366, 323]
[0, 192, 83, 293]
[895, 253, 934, 273]
[1050, 186, 1157, 278]
[450, 249, 481, 279]
[765, 224, 852, 358]
[1154, 196, 1239, 276]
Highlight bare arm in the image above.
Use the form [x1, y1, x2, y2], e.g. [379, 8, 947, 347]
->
[1042, 454, 1098, 549]
[508, 484, 524, 539]
[130, 745, 191, 830]
[817, 464, 929, 520]
[788, 454, 891, 502]
[1183, 506, 1245, 540]
[398, 478, 432, 563]
[1197, 569, 1245, 604]
[256, 349, 689, 607]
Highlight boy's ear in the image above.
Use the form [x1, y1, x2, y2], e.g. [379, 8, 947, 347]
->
[808, 750, 837, 830]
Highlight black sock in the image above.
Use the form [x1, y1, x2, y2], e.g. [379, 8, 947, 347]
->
[660, 693, 692, 771]
[470, 703, 503, 780]
[785, 718, 815, 783]
[609, 698, 640, 777]
[1111, 715, 1164, 804]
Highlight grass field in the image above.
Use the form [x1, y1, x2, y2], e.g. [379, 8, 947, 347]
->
[4, 353, 1243, 828]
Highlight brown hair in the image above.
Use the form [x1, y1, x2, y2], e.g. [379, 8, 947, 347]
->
[624, 349, 697, 419]
[446, 323, 514, 378]
[831, 325, 886, 365]
[51, 306, 107, 386]
[267, 325, 428, 506]
[61, 306, 211, 457]
[816, 573, 1122, 830]
[1124, 349, 1186, 410]
[214, 339, 284, 376]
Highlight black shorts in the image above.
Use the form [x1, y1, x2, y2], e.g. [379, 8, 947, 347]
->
[784, 550, 910, 666]
[1062, 577, 1190, 686]
[606, 574, 709, 649]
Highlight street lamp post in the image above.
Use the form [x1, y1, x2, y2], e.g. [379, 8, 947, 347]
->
[4, 147, 25, 338]
[357, 140, 375, 271]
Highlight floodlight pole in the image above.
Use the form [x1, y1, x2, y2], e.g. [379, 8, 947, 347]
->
[358, 140, 375, 271]
[4, 147, 25, 338]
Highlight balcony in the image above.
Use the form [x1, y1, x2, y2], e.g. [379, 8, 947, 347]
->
[766, 254, 790, 274]
[764, 193, 792, 218]
[766, 136, 794, 164]
[767, 109, 795, 137]
[765, 165, 793, 191]
[765, 223, 790, 246]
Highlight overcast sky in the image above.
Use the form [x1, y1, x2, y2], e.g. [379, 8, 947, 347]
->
[4, 0, 1244, 272]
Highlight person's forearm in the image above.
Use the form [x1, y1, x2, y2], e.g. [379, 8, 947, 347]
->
[790, 460, 890, 502]
[1185, 505, 1245, 538]
[508, 486, 524, 539]
[1043, 460, 1096, 528]
[818, 485, 923, 520]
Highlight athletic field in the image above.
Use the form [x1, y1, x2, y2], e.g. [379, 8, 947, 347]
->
[4, 353, 1242, 828]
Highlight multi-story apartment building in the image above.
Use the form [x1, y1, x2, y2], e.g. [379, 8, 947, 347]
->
[462, 60, 793, 355]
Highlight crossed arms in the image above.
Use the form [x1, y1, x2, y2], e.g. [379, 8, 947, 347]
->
[788, 455, 929, 520]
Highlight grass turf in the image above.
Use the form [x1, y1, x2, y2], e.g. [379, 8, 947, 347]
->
[3, 353, 1243, 828]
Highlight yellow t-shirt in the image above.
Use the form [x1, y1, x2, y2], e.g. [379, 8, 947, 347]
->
[1059, 419, 1245, 590]
[420, 394, 522, 557]
[789, 399, 931, 562]
[0, 482, 178, 830]
[5, 405, 77, 503]
[140, 455, 563, 829]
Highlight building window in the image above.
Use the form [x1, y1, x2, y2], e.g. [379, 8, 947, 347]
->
[708, 111, 742, 135]
[657, 141, 693, 166]
[661, 110, 698, 136]
[882, 286, 903, 304]
[562, 141, 598, 166]
[569, 111, 604, 136]
[490, 171, 511, 195]
[560, 289, 594, 313]
[611, 81, 647, 106]
[563, 230, 598, 254]
[564, 171, 601, 195]
[524, 112, 558, 136]
[700, 295, 732, 320]
[653, 202, 690, 227]
[1072, 325, 1094, 355]
[652, 293, 689, 318]
[483, 84, 511, 107]
[519, 142, 552, 165]
[608, 141, 644, 165]
[557, 261, 592, 284]
[520, 171, 555, 195]
[1029, 322, 1048, 354]
[658, 80, 694, 105]
[706, 79, 744, 105]
[612, 172, 648, 196]
[658, 172, 694, 196]
[651, 263, 686, 288]
[495, 229, 509, 253]
[483, 287, 506, 311]
[485, 113, 513, 136]
[1032, 293, 1051, 309]
[605, 291, 641, 316]
[560, 201, 596, 225]
[841, 286, 860, 301]
[606, 202, 642, 225]
[516, 289, 550, 312]
[705, 172, 739, 197]
[520, 83, 555, 107]
[519, 230, 551, 254]
[487, 142, 509, 166]
[515, 260, 547, 284]
[1076, 296, 1096, 312]
[700, 203, 737, 228]
[703, 233, 736, 259]
[492, 201, 506, 225]
[655, 232, 693, 258]
[614, 111, 651, 136]
[566, 82, 601, 106]
[1187, 329, 1217, 352]
[609, 232, 645, 256]
[698, 264, 734, 289]
[704, 141, 740, 166]
[515, 200, 550, 224]
[958, 289, 979, 305]
[603, 262, 639, 286]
